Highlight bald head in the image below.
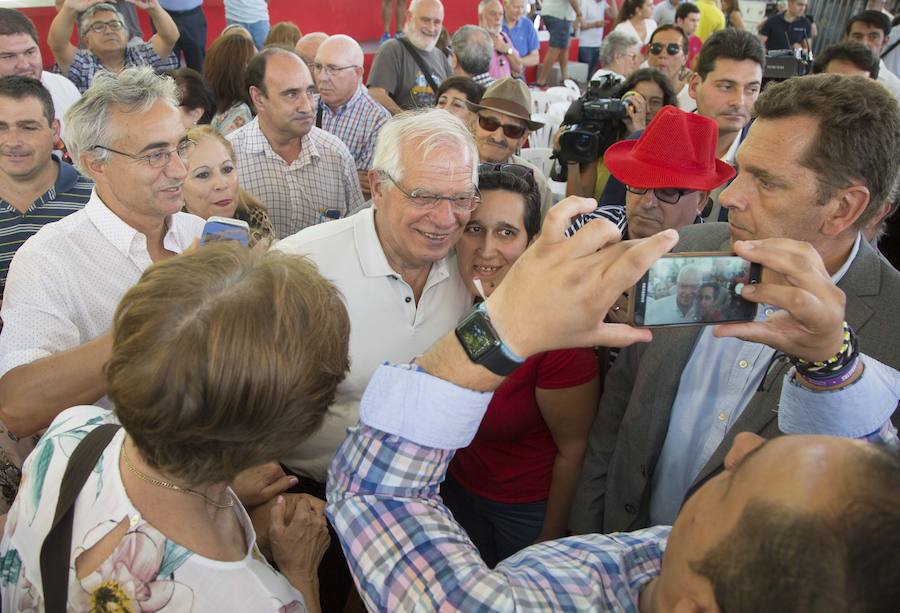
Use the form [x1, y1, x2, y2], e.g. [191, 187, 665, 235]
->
[295, 31, 328, 66]
[314, 35, 365, 108]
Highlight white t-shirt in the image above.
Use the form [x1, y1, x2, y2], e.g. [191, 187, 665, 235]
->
[223, 0, 269, 22]
[877, 59, 900, 102]
[676, 83, 695, 111]
[612, 18, 658, 45]
[579, 0, 609, 47]
[40, 71, 80, 141]
[0, 192, 204, 395]
[274, 207, 471, 480]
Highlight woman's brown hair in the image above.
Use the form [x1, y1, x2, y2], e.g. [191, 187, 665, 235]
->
[203, 35, 257, 114]
[107, 243, 350, 485]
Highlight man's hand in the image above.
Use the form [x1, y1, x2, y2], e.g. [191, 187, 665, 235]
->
[607, 291, 630, 324]
[622, 91, 648, 133]
[714, 239, 846, 362]
[485, 197, 678, 357]
[231, 462, 298, 508]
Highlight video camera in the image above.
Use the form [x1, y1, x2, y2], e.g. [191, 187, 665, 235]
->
[763, 49, 813, 81]
[556, 74, 629, 166]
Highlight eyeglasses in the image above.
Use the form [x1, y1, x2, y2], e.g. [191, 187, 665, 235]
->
[625, 185, 696, 205]
[383, 173, 481, 212]
[87, 20, 124, 34]
[477, 162, 535, 190]
[311, 63, 359, 76]
[648, 42, 683, 56]
[93, 139, 196, 169]
[477, 115, 527, 139]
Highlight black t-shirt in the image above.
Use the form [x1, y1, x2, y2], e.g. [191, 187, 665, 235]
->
[760, 12, 812, 51]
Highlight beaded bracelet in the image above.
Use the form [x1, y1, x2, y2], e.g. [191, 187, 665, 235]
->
[791, 321, 859, 383]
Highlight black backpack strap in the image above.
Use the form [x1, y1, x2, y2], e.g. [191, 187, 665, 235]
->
[397, 36, 441, 100]
[40, 423, 121, 613]
[882, 38, 900, 59]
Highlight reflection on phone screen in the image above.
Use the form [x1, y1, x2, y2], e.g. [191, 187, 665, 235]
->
[638, 256, 758, 326]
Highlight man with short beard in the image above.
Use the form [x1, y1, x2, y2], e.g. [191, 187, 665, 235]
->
[479, 0, 522, 80]
[367, 0, 452, 114]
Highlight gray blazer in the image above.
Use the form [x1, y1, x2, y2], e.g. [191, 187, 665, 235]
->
[570, 223, 900, 534]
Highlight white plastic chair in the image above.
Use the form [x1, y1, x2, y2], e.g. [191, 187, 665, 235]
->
[516, 147, 554, 178]
[544, 86, 578, 105]
[547, 100, 571, 118]
[529, 88, 554, 114]
[563, 79, 582, 97]
[528, 113, 555, 148]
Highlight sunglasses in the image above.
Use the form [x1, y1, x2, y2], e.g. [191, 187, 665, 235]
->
[625, 185, 696, 205]
[478, 115, 527, 139]
[649, 42, 683, 56]
[478, 162, 536, 190]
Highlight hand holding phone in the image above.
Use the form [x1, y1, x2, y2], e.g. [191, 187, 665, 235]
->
[713, 239, 846, 363]
[200, 216, 251, 247]
[628, 252, 762, 327]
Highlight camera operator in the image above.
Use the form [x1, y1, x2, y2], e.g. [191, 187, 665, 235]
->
[556, 68, 674, 199]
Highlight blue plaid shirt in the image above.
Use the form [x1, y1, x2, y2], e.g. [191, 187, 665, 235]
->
[62, 42, 179, 93]
[317, 85, 390, 171]
[327, 364, 668, 612]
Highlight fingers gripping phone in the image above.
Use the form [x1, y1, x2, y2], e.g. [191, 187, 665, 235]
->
[200, 216, 251, 247]
[628, 253, 762, 328]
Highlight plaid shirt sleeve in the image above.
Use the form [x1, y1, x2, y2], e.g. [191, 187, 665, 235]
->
[326, 365, 668, 612]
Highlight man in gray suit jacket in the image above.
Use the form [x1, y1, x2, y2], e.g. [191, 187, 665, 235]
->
[571, 73, 900, 535]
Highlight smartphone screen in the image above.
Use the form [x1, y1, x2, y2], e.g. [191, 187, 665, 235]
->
[200, 217, 251, 247]
[630, 253, 761, 327]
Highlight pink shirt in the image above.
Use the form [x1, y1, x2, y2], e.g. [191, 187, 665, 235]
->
[489, 31, 516, 80]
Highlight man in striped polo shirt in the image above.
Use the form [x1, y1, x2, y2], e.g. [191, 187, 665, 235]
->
[0, 76, 91, 301]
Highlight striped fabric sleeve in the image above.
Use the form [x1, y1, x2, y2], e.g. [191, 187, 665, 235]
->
[564, 204, 628, 238]
[326, 420, 668, 612]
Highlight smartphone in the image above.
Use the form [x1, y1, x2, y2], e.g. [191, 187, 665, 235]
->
[628, 252, 762, 327]
[200, 216, 251, 247]
[320, 208, 342, 223]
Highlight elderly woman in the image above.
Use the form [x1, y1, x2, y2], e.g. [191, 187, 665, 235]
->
[0, 244, 350, 611]
[436, 75, 486, 125]
[441, 163, 599, 567]
[184, 125, 275, 244]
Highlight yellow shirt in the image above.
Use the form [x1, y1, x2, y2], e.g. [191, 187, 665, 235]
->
[696, 0, 726, 42]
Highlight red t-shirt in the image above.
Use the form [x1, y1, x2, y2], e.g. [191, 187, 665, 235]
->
[449, 348, 598, 504]
[688, 35, 703, 70]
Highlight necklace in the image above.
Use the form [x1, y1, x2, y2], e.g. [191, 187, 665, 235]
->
[121, 444, 234, 509]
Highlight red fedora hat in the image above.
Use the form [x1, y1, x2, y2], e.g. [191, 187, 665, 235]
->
[603, 106, 736, 191]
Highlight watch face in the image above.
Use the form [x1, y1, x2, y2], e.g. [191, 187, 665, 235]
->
[457, 312, 498, 360]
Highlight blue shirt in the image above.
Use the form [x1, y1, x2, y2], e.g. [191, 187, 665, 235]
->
[158, 0, 202, 10]
[0, 161, 92, 297]
[503, 16, 540, 58]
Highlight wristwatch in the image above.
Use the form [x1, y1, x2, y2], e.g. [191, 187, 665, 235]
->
[454, 302, 524, 376]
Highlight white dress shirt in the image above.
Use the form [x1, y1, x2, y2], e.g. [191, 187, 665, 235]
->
[274, 207, 471, 480]
[0, 191, 204, 401]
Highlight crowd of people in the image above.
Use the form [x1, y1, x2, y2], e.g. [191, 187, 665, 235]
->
[0, 0, 898, 611]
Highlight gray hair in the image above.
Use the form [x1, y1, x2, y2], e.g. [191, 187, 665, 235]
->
[371, 108, 478, 189]
[78, 2, 125, 37]
[64, 67, 179, 175]
[478, 0, 502, 14]
[600, 30, 641, 67]
[452, 25, 492, 76]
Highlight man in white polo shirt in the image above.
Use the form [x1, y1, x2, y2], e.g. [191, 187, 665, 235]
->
[0, 67, 203, 440]
[275, 108, 474, 484]
[0, 9, 80, 145]
[274, 107, 474, 611]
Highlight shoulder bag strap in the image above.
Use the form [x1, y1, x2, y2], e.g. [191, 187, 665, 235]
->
[397, 36, 441, 99]
[40, 423, 121, 613]
[882, 38, 900, 59]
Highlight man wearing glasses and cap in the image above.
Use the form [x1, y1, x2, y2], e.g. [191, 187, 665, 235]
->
[467, 77, 555, 217]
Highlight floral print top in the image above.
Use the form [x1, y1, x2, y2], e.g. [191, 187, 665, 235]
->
[0, 406, 306, 612]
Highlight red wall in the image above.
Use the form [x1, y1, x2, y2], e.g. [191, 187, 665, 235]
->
[23, 0, 477, 69]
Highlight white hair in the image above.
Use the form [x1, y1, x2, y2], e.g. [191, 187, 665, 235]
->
[64, 67, 179, 175]
[478, 0, 502, 14]
[78, 2, 125, 37]
[371, 108, 478, 187]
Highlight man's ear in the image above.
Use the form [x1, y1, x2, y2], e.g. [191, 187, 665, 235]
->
[249, 85, 265, 111]
[369, 170, 385, 208]
[82, 150, 107, 182]
[688, 72, 702, 101]
[51, 118, 62, 150]
[696, 191, 710, 216]
[822, 184, 870, 237]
